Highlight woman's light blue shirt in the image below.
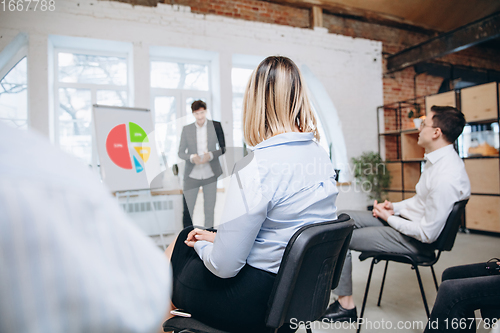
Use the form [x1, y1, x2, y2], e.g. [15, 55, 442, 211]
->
[194, 132, 338, 278]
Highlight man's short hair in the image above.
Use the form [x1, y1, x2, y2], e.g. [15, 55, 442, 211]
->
[191, 100, 206, 112]
[430, 105, 466, 143]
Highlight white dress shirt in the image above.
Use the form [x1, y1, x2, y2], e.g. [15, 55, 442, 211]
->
[387, 144, 470, 243]
[0, 124, 171, 333]
[189, 120, 215, 180]
[193, 132, 339, 278]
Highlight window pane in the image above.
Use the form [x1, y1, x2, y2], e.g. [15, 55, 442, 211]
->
[151, 61, 208, 91]
[97, 90, 128, 106]
[0, 57, 28, 129]
[151, 61, 180, 89]
[58, 88, 92, 165]
[231, 68, 253, 94]
[232, 95, 244, 147]
[154, 96, 177, 166]
[58, 53, 127, 85]
[231, 68, 253, 147]
[184, 64, 209, 90]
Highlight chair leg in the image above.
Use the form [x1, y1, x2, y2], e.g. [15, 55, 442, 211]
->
[377, 261, 389, 306]
[357, 258, 376, 333]
[413, 265, 430, 318]
[430, 265, 439, 291]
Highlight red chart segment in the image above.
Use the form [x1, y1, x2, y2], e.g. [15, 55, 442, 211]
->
[106, 124, 133, 169]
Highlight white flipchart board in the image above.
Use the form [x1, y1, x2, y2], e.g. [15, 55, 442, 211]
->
[93, 105, 162, 192]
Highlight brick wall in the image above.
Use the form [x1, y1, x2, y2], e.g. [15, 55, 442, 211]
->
[167, 0, 310, 28]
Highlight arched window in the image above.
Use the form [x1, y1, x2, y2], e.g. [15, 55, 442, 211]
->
[301, 65, 349, 182]
[0, 57, 28, 129]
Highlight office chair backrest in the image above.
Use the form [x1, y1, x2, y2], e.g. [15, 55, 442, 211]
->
[432, 199, 469, 252]
[265, 214, 354, 329]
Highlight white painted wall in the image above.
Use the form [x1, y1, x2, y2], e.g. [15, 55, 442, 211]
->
[0, 0, 383, 210]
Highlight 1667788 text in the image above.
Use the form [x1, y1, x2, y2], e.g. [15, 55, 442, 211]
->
[1, 0, 55, 11]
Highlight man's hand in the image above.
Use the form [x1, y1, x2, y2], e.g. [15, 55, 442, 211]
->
[200, 153, 210, 164]
[192, 154, 202, 165]
[373, 199, 394, 211]
[185, 228, 216, 247]
[372, 199, 395, 221]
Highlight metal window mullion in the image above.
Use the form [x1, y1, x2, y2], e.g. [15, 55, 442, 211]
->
[57, 82, 126, 91]
[150, 57, 210, 67]
[56, 47, 128, 59]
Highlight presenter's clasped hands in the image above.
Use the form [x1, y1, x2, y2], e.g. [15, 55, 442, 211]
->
[191, 153, 210, 165]
[372, 200, 394, 221]
[184, 228, 216, 247]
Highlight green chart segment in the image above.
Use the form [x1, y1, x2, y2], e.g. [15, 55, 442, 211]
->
[105, 122, 150, 173]
[129, 122, 149, 143]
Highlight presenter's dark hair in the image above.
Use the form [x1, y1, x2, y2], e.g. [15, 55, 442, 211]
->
[430, 105, 466, 143]
[191, 100, 207, 112]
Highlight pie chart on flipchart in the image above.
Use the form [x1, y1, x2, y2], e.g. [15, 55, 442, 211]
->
[105, 122, 151, 173]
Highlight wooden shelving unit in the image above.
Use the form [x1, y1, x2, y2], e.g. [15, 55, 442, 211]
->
[378, 83, 500, 234]
[377, 97, 425, 200]
[460, 82, 500, 233]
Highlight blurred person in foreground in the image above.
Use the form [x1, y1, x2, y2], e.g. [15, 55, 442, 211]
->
[0, 122, 171, 333]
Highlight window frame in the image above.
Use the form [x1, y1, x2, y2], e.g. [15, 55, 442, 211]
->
[0, 41, 28, 129]
[53, 47, 131, 167]
[150, 56, 213, 167]
[230, 65, 254, 153]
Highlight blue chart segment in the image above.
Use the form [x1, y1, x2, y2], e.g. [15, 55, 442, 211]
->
[133, 155, 144, 173]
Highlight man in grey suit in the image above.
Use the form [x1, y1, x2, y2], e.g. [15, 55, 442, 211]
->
[178, 100, 226, 228]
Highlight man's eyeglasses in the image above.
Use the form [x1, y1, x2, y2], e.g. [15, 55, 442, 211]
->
[419, 121, 436, 130]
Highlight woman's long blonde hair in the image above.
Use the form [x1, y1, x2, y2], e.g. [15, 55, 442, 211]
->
[242, 56, 319, 146]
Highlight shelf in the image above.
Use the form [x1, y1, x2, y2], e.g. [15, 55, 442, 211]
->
[465, 118, 500, 125]
[386, 163, 402, 190]
[463, 155, 499, 160]
[401, 128, 420, 134]
[466, 195, 500, 233]
[461, 82, 499, 122]
[380, 130, 401, 136]
[402, 159, 425, 163]
[387, 191, 403, 202]
[404, 163, 421, 190]
[425, 91, 456, 114]
[464, 159, 500, 194]
[401, 131, 425, 161]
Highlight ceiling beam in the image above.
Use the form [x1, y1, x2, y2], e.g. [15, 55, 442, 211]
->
[387, 12, 500, 73]
[311, 6, 323, 28]
[263, 0, 437, 34]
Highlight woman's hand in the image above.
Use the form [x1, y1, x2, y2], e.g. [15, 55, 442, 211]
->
[185, 228, 216, 247]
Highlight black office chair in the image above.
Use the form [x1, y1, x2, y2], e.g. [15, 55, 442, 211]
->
[356, 199, 469, 333]
[163, 213, 355, 333]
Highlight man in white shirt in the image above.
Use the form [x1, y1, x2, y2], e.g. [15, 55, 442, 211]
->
[178, 100, 226, 228]
[322, 105, 471, 322]
[0, 123, 171, 333]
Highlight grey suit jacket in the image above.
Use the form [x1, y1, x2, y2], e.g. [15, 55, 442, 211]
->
[178, 120, 226, 180]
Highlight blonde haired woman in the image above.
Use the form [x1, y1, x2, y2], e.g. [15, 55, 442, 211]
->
[167, 56, 338, 332]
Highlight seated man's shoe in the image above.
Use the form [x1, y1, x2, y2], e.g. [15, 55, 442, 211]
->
[320, 300, 358, 322]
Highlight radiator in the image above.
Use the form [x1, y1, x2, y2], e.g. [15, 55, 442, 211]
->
[118, 194, 183, 246]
